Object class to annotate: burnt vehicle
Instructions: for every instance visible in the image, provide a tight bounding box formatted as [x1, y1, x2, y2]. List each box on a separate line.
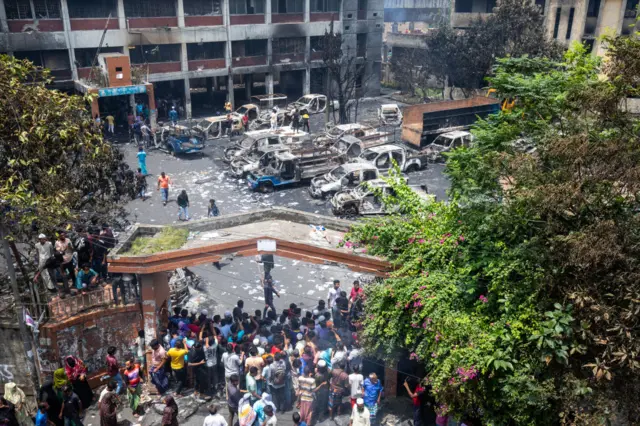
[330, 179, 434, 216]
[309, 163, 380, 199]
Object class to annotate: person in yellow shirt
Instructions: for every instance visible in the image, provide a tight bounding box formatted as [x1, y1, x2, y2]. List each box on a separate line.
[105, 114, 115, 134]
[302, 112, 310, 133]
[224, 101, 232, 113]
[166, 340, 188, 395]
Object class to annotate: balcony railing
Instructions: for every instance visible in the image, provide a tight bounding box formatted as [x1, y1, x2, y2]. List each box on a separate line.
[47, 283, 139, 322]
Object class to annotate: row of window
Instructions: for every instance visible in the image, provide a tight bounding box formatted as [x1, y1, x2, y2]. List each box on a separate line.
[4, 0, 341, 19]
[73, 38, 326, 67]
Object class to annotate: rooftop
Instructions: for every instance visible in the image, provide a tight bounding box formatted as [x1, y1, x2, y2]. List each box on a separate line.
[108, 207, 390, 275]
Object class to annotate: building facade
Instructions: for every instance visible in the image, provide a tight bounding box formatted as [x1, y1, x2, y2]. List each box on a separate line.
[384, 0, 638, 58]
[0, 0, 383, 118]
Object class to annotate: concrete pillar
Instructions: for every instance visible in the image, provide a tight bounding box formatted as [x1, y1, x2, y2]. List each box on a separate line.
[90, 94, 100, 118]
[117, 0, 126, 30]
[384, 360, 398, 398]
[129, 94, 136, 113]
[0, 0, 9, 33]
[184, 77, 192, 119]
[139, 272, 170, 379]
[213, 76, 220, 91]
[227, 75, 235, 109]
[176, 0, 185, 27]
[146, 83, 158, 129]
[266, 73, 274, 95]
[304, 0, 310, 23]
[267, 38, 273, 66]
[59, 0, 78, 81]
[304, 68, 310, 95]
[245, 74, 253, 99]
[180, 43, 188, 72]
[265, 0, 272, 24]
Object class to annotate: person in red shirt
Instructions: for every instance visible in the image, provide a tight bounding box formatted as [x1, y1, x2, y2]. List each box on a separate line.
[404, 377, 425, 426]
[242, 113, 249, 131]
[349, 280, 364, 303]
[106, 346, 124, 394]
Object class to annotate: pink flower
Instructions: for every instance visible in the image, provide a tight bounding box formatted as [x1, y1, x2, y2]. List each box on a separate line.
[435, 333, 441, 342]
[409, 352, 419, 360]
[439, 239, 445, 244]
[422, 322, 428, 329]
[362, 248, 367, 253]
[479, 295, 488, 303]
[419, 286, 427, 290]
[459, 235, 465, 242]
[431, 352, 437, 358]
[419, 239, 426, 244]
[408, 238, 415, 244]
[422, 271, 429, 277]
[372, 235, 379, 240]
[345, 241, 353, 248]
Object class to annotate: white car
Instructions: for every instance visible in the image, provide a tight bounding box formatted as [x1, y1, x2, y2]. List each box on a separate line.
[309, 163, 380, 199]
[378, 104, 403, 126]
[424, 131, 474, 162]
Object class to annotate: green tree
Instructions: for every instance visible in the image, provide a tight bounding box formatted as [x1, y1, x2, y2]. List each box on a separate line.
[0, 55, 133, 245]
[392, 0, 562, 98]
[345, 40, 640, 424]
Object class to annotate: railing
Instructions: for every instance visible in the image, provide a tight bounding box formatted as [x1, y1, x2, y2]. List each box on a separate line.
[47, 283, 139, 321]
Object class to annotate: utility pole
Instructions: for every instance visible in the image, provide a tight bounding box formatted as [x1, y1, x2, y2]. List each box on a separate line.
[1, 224, 40, 395]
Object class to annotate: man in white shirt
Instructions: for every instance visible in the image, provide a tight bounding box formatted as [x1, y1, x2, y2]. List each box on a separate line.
[350, 398, 370, 426]
[327, 279, 341, 310]
[348, 365, 364, 407]
[203, 404, 228, 426]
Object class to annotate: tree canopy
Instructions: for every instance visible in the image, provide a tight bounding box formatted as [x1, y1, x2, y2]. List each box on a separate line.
[0, 55, 133, 244]
[392, 0, 562, 98]
[345, 39, 640, 425]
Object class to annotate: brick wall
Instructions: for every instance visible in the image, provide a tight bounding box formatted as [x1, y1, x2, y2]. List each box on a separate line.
[230, 14, 265, 25]
[232, 56, 267, 67]
[188, 59, 226, 71]
[310, 12, 339, 22]
[127, 17, 179, 29]
[8, 19, 64, 32]
[39, 306, 142, 385]
[272, 13, 304, 23]
[70, 18, 119, 31]
[185, 15, 223, 26]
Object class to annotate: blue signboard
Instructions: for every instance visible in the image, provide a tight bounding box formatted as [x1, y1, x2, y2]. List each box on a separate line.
[98, 85, 147, 97]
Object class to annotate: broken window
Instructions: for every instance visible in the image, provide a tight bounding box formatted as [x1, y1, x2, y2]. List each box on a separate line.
[75, 47, 122, 68]
[14, 51, 44, 66]
[184, 0, 222, 16]
[232, 39, 267, 57]
[356, 33, 367, 57]
[229, 0, 265, 14]
[33, 0, 60, 18]
[272, 0, 303, 13]
[124, 0, 176, 17]
[129, 44, 181, 64]
[272, 37, 305, 55]
[310, 36, 324, 52]
[310, 0, 339, 12]
[454, 0, 472, 13]
[5, 0, 32, 19]
[187, 42, 225, 60]
[67, 0, 116, 18]
[6, 0, 60, 19]
[15, 50, 69, 69]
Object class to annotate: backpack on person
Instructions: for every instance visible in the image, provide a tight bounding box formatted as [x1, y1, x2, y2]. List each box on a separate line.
[273, 361, 286, 386]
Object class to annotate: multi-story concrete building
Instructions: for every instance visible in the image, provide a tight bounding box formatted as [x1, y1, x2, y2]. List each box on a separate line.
[0, 0, 383, 118]
[384, 0, 638, 59]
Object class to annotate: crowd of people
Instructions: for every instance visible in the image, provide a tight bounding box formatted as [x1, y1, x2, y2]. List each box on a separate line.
[33, 225, 118, 298]
[142, 275, 382, 426]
